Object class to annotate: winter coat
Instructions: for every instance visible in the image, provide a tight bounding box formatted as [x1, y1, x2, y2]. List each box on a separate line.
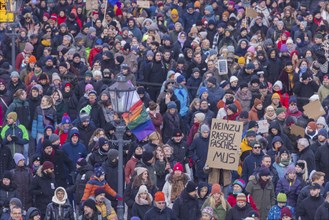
[135, 160, 157, 186]
[76, 122, 96, 148]
[315, 143, 329, 182]
[246, 178, 275, 220]
[315, 201, 329, 220]
[0, 181, 17, 206]
[166, 139, 187, 166]
[276, 176, 302, 207]
[102, 159, 124, 196]
[207, 85, 225, 111]
[162, 173, 189, 208]
[226, 203, 254, 220]
[40, 149, 74, 187]
[29, 167, 56, 216]
[0, 145, 15, 180]
[89, 149, 108, 167]
[318, 84, 329, 102]
[144, 205, 176, 220]
[267, 205, 294, 220]
[297, 195, 324, 220]
[293, 80, 319, 109]
[201, 196, 231, 220]
[62, 129, 88, 165]
[45, 200, 74, 220]
[173, 85, 189, 117]
[235, 89, 252, 112]
[125, 157, 139, 184]
[66, 164, 93, 204]
[1, 123, 29, 155]
[5, 98, 30, 128]
[162, 111, 182, 143]
[272, 163, 295, 180]
[172, 190, 201, 220]
[227, 192, 258, 211]
[298, 147, 315, 175]
[81, 176, 117, 202]
[124, 182, 157, 211]
[31, 105, 57, 139]
[79, 101, 106, 129]
[132, 201, 152, 220]
[242, 152, 265, 184]
[10, 166, 32, 210]
[190, 135, 209, 180]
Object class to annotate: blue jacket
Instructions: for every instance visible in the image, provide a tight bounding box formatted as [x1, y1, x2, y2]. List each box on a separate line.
[267, 205, 295, 220]
[242, 151, 265, 184]
[62, 129, 88, 165]
[174, 85, 189, 117]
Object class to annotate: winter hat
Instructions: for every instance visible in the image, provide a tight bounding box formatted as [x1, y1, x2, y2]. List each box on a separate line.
[154, 191, 165, 202]
[201, 124, 210, 133]
[285, 116, 295, 127]
[108, 149, 119, 162]
[245, 63, 255, 69]
[227, 103, 238, 113]
[195, 113, 205, 122]
[280, 207, 292, 218]
[202, 206, 214, 217]
[219, 80, 229, 88]
[310, 182, 321, 190]
[276, 107, 286, 116]
[167, 101, 177, 109]
[277, 192, 287, 203]
[28, 55, 37, 63]
[88, 27, 96, 34]
[207, 76, 217, 85]
[94, 188, 106, 197]
[239, 82, 248, 90]
[199, 87, 208, 96]
[98, 137, 109, 149]
[84, 199, 96, 211]
[286, 166, 296, 174]
[176, 75, 186, 84]
[318, 128, 328, 138]
[230, 75, 238, 83]
[7, 112, 17, 121]
[24, 42, 34, 53]
[135, 167, 148, 176]
[271, 93, 280, 100]
[273, 80, 283, 90]
[142, 150, 154, 162]
[258, 166, 270, 177]
[131, 217, 141, 220]
[85, 84, 94, 91]
[245, 129, 257, 137]
[289, 96, 297, 104]
[317, 116, 327, 127]
[307, 121, 317, 130]
[232, 179, 246, 189]
[296, 161, 305, 170]
[238, 57, 246, 64]
[9, 198, 22, 208]
[52, 73, 61, 82]
[26, 207, 41, 219]
[279, 148, 290, 156]
[192, 67, 200, 73]
[49, 134, 60, 143]
[211, 183, 221, 195]
[10, 71, 19, 78]
[185, 181, 197, 193]
[173, 162, 184, 172]
[77, 158, 87, 166]
[61, 113, 71, 124]
[253, 98, 262, 107]
[239, 111, 249, 119]
[88, 90, 97, 96]
[13, 153, 25, 165]
[94, 166, 105, 178]
[146, 50, 154, 57]
[2, 170, 12, 180]
[42, 161, 54, 171]
[236, 193, 246, 202]
[173, 129, 183, 137]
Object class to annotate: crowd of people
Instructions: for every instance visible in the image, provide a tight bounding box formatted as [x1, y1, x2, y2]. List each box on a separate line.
[1, 0, 329, 219]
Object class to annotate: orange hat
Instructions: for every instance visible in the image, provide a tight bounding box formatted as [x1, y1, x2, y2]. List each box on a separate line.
[194, 1, 200, 8]
[154, 191, 165, 202]
[211, 184, 221, 195]
[238, 57, 245, 64]
[253, 98, 262, 107]
[307, 121, 317, 131]
[28, 55, 37, 63]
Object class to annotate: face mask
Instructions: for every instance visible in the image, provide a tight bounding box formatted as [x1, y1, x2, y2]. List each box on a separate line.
[233, 189, 242, 195]
[300, 66, 307, 73]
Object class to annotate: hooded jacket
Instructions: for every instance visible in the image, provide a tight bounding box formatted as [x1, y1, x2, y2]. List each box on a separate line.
[45, 187, 74, 220]
[62, 129, 88, 165]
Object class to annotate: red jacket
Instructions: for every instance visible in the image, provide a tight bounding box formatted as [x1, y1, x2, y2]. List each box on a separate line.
[88, 47, 101, 67]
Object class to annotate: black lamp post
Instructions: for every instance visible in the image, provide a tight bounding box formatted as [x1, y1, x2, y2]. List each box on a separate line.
[108, 75, 136, 220]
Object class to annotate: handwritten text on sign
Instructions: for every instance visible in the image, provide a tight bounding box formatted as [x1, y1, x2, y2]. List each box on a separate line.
[206, 119, 243, 171]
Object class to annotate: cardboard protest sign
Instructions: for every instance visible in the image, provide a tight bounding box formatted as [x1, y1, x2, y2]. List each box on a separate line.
[257, 120, 269, 134]
[303, 100, 325, 119]
[137, 0, 150, 8]
[246, 8, 258, 18]
[206, 119, 243, 171]
[290, 124, 305, 137]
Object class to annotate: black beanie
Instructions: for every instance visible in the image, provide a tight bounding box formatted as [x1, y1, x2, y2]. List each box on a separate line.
[42, 139, 53, 149]
[142, 150, 154, 162]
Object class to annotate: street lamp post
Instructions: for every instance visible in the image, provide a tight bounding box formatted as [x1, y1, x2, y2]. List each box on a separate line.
[108, 75, 136, 220]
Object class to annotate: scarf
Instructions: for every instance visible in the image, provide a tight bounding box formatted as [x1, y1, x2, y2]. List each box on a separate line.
[259, 178, 268, 189]
[264, 112, 277, 121]
[170, 175, 186, 202]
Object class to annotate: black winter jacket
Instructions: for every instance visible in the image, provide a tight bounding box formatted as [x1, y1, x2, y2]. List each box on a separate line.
[172, 190, 201, 220]
[144, 206, 177, 220]
[315, 201, 329, 220]
[226, 203, 254, 220]
[10, 166, 32, 210]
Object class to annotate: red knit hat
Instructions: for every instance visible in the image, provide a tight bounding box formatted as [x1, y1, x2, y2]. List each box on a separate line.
[42, 161, 54, 171]
[280, 207, 292, 218]
[211, 184, 221, 195]
[154, 192, 165, 202]
[307, 121, 317, 131]
[173, 162, 183, 172]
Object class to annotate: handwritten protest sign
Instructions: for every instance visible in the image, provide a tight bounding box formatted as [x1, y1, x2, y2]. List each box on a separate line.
[246, 8, 258, 18]
[303, 100, 325, 119]
[137, 0, 150, 8]
[257, 120, 269, 134]
[290, 124, 305, 137]
[206, 119, 243, 171]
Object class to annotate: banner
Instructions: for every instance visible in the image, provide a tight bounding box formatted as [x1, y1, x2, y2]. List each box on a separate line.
[206, 119, 243, 171]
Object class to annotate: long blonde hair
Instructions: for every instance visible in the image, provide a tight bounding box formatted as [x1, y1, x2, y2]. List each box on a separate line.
[208, 193, 227, 211]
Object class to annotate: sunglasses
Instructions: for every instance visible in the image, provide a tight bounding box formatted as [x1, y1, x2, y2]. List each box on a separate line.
[253, 146, 261, 149]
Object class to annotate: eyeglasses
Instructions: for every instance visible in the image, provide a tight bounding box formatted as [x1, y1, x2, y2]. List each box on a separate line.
[253, 146, 261, 149]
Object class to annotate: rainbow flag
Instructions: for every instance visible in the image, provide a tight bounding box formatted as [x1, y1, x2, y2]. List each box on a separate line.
[122, 90, 156, 140]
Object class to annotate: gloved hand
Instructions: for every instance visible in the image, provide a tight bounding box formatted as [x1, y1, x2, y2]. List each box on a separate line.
[189, 158, 194, 168]
[116, 195, 123, 201]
